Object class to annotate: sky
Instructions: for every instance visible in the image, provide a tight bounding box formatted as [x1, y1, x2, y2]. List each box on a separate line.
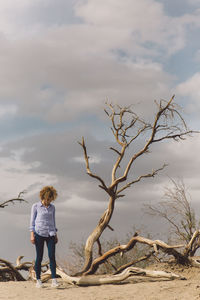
[0, 0, 200, 266]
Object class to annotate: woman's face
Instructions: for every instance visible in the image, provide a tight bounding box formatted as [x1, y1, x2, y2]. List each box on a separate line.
[42, 197, 52, 207]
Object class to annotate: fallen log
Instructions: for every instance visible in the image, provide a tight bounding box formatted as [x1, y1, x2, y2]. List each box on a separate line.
[56, 266, 185, 286]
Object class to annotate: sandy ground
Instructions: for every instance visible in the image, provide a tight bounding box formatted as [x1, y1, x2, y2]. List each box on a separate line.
[1, 266, 200, 300]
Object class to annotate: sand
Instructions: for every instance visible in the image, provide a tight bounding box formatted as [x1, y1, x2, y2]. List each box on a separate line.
[1, 266, 200, 300]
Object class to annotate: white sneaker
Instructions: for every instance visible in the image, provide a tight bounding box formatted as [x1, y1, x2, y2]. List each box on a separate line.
[51, 279, 59, 288]
[36, 279, 43, 288]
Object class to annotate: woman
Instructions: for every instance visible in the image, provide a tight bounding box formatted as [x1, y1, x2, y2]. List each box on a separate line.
[30, 186, 59, 288]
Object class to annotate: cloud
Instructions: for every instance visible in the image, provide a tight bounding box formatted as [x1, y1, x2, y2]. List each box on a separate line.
[0, 104, 17, 118]
[0, 0, 80, 38]
[176, 73, 200, 113]
[176, 72, 200, 97]
[75, 0, 200, 55]
[1, 0, 200, 124]
[194, 49, 200, 62]
[0, 154, 57, 202]
[187, 0, 200, 5]
[0, 28, 172, 122]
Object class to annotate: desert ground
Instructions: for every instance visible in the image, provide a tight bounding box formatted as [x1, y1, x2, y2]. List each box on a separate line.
[1, 265, 200, 300]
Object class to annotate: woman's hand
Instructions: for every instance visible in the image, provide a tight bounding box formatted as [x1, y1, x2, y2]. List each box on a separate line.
[30, 232, 35, 244]
[55, 234, 58, 244]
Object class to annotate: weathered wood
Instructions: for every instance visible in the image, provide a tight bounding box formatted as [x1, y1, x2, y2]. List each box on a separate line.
[75, 196, 116, 275]
[57, 266, 185, 286]
[183, 230, 200, 257]
[84, 234, 186, 275]
[0, 259, 26, 281]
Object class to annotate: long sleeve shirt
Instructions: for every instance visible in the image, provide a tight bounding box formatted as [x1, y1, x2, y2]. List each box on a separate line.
[30, 201, 57, 237]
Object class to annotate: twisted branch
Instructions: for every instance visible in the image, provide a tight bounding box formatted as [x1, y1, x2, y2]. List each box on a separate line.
[0, 191, 27, 208]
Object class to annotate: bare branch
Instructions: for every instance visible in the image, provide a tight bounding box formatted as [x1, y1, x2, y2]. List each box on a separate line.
[107, 224, 114, 231]
[96, 239, 103, 257]
[144, 178, 199, 254]
[109, 95, 196, 190]
[127, 123, 149, 146]
[152, 130, 197, 143]
[117, 164, 167, 194]
[144, 204, 187, 242]
[183, 230, 200, 257]
[109, 147, 121, 156]
[0, 191, 27, 209]
[114, 250, 155, 275]
[78, 137, 109, 194]
[111, 144, 126, 183]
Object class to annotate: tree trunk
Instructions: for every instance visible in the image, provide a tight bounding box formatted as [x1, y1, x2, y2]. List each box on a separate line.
[76, 196, 115, 275]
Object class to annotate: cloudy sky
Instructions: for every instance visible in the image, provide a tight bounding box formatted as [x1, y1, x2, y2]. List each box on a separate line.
[0, 0, 200, 266]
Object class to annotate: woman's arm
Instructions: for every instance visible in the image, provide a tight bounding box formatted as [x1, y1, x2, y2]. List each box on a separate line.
[53, 206, 58, 243]
[30, 204, 37, 244]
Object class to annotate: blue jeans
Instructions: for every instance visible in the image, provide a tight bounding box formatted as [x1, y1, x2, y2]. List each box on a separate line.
[34, 233, 56, 280]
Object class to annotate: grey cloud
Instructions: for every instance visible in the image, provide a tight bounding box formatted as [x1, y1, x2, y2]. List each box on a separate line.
[1, 0, 197, 123]
[0, 0, 81, 38]
[75, 0, 200, 55]
[0, 31, 172, 122]
[24, 0, 81, 27]
[187, 0, 200, 5]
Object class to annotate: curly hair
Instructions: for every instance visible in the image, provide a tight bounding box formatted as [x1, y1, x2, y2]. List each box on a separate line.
[40, 186, 58, 201]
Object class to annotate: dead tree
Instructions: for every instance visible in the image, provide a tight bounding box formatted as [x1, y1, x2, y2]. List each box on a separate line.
[77, 95, 196, 275]
[144, 179, 200, 256]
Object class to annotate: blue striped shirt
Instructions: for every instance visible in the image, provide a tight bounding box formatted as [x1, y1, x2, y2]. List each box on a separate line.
[30, 201, 57, 237]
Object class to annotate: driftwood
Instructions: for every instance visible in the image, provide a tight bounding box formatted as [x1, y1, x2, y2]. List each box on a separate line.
[56, 266, 185, 286]
[0, 258, 27, 281]
[0, 256, 49, 282]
